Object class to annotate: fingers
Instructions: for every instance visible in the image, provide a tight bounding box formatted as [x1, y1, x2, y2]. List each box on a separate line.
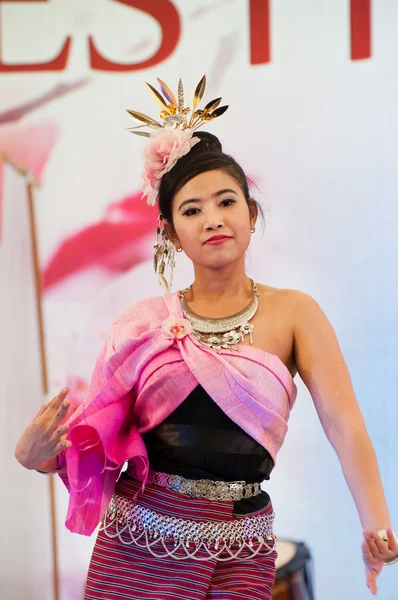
[33, 401, 52, 419]
[366, 528, 398, 564]
[386, 527, 398, 553]
[40, 388, 70, 431]
[46, 388, 69, 416]
[54, 437, 72, 454]
[363, 530, 385, 562]
[362, 532, 386, 595]
[366, 568, 377, 595]
[362, 540, 374, 564]
[52, 399, 71, 428]
[55, 424, 69, 440]
[364, 528, 398, 565]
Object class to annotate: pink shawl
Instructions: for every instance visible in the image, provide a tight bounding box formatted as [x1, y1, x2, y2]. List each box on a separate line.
[60, 291, 297, 535]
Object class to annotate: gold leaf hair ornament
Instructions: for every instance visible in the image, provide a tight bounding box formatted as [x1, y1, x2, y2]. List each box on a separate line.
[126, 75, 229, 207]
[126, 75, 228, 292]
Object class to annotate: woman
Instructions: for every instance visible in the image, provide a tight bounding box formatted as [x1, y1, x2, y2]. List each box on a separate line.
[15, 76, 398, 599]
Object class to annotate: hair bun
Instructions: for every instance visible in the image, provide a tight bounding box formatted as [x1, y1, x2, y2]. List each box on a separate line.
[192, 131, 222, 152]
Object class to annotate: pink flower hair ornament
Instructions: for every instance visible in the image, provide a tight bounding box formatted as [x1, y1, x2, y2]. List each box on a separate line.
[141, 128, 201, 206]
[126, 75, 228, 207]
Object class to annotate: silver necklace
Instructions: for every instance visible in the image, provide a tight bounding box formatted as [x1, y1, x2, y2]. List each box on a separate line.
[179, 279, 261, 351]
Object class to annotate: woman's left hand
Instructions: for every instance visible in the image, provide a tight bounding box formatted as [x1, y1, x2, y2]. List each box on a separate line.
[362, 528, 398, 595]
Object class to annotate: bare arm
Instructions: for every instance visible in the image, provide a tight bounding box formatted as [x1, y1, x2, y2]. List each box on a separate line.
[292, 291, 390, 531]
[291, 291, 398, 593]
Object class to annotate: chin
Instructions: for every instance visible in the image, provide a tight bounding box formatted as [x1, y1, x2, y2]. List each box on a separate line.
[206, 255, 244, 270]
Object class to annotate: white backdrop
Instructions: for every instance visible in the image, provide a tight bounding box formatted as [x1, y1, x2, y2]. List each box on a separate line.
[1, 1, 397, 599]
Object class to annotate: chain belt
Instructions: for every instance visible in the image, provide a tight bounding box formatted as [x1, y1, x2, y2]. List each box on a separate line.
[126, 465, 262, 501]
[101, 493, 276, 561]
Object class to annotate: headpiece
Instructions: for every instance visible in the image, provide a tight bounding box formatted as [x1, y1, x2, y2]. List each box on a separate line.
[126, 75, 228, 291]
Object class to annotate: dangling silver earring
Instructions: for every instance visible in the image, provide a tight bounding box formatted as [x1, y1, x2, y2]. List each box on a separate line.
[153, 214, 176, 292]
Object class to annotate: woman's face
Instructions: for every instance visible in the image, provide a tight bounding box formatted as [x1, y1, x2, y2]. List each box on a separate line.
[166, 169, 257, 270]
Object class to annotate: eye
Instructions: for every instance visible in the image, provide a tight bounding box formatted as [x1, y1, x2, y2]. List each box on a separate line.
[183, 199, 236, 217]
[183, 207, 200, 216]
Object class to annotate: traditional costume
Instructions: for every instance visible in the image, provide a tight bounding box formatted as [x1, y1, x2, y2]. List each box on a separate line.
[59, 76, 298, 599]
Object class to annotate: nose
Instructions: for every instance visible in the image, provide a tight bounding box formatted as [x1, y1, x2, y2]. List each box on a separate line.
[205, 222, 223, 231]
[202, 203, 225, 230]
[204, 217, 224, 231]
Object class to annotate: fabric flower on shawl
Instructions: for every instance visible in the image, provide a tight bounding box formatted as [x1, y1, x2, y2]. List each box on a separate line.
[162, 313, 193, 339]
[141, 128, 201, 206]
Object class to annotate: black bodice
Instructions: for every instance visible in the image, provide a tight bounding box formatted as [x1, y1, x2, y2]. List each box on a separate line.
[141, 384, 274, 515]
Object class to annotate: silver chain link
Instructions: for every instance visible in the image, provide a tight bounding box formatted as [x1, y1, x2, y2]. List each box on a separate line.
[101, 493, 276, 561]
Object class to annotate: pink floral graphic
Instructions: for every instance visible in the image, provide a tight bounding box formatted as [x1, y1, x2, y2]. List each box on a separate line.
[0, 79, 90, 239]
[162, 313, 193, 339]
[42, 191, 157, 292]
[0, 121, 59, 237]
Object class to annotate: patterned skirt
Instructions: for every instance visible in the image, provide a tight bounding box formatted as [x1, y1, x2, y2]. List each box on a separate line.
[84, 474, 278, 600]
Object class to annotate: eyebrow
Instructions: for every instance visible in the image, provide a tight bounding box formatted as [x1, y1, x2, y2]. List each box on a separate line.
[178, 188, 238, 212]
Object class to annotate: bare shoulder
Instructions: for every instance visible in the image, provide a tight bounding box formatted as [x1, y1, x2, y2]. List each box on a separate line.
[251, 285, 326, 376]
[255, 284, 327, 331]
[256, 284, 317, 309]
[269, 287, 337, 348]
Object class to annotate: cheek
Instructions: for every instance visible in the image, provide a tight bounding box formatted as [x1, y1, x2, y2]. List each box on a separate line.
[173, 218, 199, 243]
[234, 219, 252, 242]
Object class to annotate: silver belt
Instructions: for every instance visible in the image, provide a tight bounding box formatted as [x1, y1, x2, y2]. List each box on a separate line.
[101, 493, 276, 561]
[127, 466, 262, 501]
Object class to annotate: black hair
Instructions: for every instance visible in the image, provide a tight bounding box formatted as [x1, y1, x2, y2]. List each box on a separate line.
[158, 131, 263, 228]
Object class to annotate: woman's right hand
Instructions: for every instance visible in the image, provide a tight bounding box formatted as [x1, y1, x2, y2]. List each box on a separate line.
[15, 387, 73, 470]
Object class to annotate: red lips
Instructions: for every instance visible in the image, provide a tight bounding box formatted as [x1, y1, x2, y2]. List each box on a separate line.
[204, 235, 232, 244]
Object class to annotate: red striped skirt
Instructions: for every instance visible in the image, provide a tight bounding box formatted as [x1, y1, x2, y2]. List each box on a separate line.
[84, 474, 277, 600]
